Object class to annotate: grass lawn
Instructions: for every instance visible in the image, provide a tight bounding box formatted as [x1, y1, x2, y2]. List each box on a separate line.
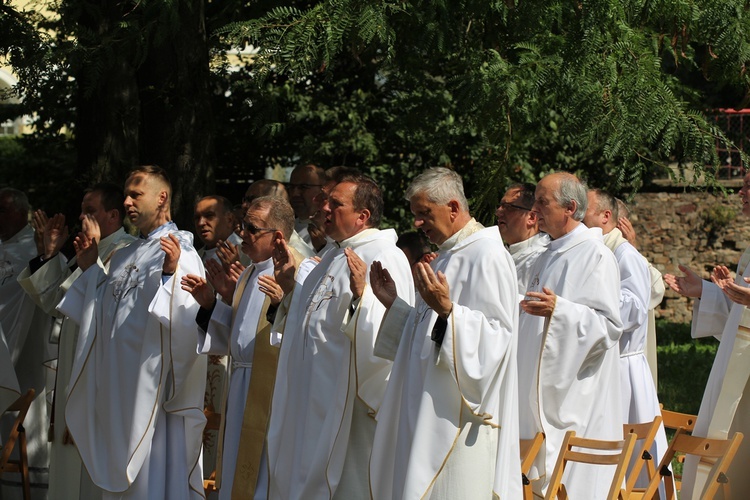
[656, 320, 719, 414]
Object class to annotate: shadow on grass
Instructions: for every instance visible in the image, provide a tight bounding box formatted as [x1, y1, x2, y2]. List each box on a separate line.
[656, 320, 718, 415]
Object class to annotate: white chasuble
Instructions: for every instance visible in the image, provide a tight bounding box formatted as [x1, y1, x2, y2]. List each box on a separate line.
[1, 224, 53, 496]
[518, 224, 623, 498]
[681, 245, 750, 498]
[370, 223, 522, 500]
[57, 223, 207, 499]
[17, 226, 134, 500]
[267, 228, 414, 500]
[508, 231, 550, 295]
[198, 257, 275, 499]
[603, 230, 669, 492]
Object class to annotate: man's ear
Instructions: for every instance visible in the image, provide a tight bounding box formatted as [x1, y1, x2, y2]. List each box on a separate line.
[566, 200, 577, 218]
[527, 210, 538, 226]
[601, 209, 613, 225]
[448, 200, 460, 221]
[359, 208, 371, 226]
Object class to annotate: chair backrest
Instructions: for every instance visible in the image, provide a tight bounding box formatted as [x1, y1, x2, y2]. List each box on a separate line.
[545, 430, 637, 500]
[623, 416, 662, 494]
[661, 408, 696, 432]
[641, 428, 744, 499]
[520, 433, 545, 500]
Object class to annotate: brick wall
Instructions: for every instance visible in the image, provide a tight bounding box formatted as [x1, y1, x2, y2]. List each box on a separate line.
[625, 191, 750, 323]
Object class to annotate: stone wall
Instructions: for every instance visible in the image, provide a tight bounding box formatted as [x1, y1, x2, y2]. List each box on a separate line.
[626, 191, 750, 323]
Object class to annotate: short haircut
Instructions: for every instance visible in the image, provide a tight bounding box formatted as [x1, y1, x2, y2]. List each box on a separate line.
[246, 180, 287, 201]
[553, 174, 588, 221]
[589, 188, 619, 220]
[397, 231, 432, 260]
[506, 182, 537, 210]
[0, 188, 30, 215]
[127, 165, 172, 195]
[197, 195, 234, 215]
[87, 183, 125, 215]
[324, 166, 360, 185]
[336, 172, 383, 228]
[405, 167, 469, 213]
[248, 196, 295, 239]
[294, 163, 326, 179]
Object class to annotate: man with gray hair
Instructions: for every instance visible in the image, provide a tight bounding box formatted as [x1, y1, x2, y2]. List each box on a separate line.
[0, 187, 53, 498]
[518, 172, 623, 498]
[369, 167, 521, 499]
[496, 182, 550, 293]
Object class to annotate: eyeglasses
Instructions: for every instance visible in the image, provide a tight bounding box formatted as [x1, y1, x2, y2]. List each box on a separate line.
[497, 202, 531, 212]
[240, 221, 277, 235]
[287, 183, 322, 192]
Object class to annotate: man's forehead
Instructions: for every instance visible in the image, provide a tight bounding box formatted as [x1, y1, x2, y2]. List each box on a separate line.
[291, 166, 320, 183]
[245, 206, 269, 222]
[501, 187, 522, 202]
[195, 198, 221, 214]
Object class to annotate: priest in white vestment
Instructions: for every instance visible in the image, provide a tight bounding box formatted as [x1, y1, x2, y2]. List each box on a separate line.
[183, 196, 302, 499]
[518, 173, 623, 498]
[18, 184, 135, 500]
[56, 166, 207, 499]
[369, 167, 522, 500]
[584, 188, 669, 491]
[267, 172, 414, 500]
[496, 182, 550, 294]
[0, 188, 53, 498]
[664, 171, 750, 498]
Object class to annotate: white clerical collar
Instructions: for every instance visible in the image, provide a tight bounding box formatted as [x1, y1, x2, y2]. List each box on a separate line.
[547, 222, 586, 251]
[508, 232, 547, 256]
[254, 255, 273, 272]
[337, 228, 379, 249]
[1, 224, 33, 245]
[142, 221, 177, 239]
[438, 218, 483, 252]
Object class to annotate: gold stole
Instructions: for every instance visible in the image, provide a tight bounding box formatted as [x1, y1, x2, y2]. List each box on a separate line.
[214, 265, 254, 490]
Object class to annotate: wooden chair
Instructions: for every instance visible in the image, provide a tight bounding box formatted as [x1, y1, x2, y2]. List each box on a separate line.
[545, 430, 637, 500]
[660, 406, 697, 491]
[660, 407, 696, 433]
[623, 416, 662, 497]
[203, 405, 222, 496]
[0, 389, 35, 500]
[640, 428, 743, 499]
[520, 432, 545, 500]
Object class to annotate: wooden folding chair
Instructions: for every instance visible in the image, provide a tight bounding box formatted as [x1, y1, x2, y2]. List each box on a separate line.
[203, 405, 222, 496]
[623, 416, 662, 497]
[660, 406, 697, 491]
[640, 428, 743, 499]
[0, 389, 35, 500]
[520, 432, 545, 500]
[544, 430, 637, 500]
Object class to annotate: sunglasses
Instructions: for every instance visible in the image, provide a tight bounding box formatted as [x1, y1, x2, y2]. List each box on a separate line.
[240, 221, 277, 235]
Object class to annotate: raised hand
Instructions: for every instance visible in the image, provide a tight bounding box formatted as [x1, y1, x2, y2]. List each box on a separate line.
[181, 274, 216, 309]
[44, 213, 70, 259]
[216, 239, 240, 273]
[345, 247, 367, 300]
[308, 221, 328, 252]
[617, 217, 637, 248]
[258, 274, 284, 305]
[272, 235, 296, 295]
[370, 261, 397, 309]
[520, 287, 557, 318]
[713, 275, 750, 306]
[161, 233, 181, 275]
[414, 261, 452, 319]
[664, 264, 703, 298]
[73, 231, 98, 272]
[711, 265, 732, 283]
[228, 261, 245, 283]
[31, 209, 49, 255]
[205, 258, 236, 302]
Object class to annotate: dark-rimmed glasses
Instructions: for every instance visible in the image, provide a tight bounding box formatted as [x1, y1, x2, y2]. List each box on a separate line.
[241, 221, 277, 235]
[497, 202, 531, 212]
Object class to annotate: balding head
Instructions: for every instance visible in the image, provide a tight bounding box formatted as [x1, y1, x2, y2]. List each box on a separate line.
[583, 188, 618, 234]
[532, 172, 586, 239]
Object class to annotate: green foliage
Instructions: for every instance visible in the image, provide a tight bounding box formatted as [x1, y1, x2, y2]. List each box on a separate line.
[701, 204, 738, 240]
[217, 0, 750, 225]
